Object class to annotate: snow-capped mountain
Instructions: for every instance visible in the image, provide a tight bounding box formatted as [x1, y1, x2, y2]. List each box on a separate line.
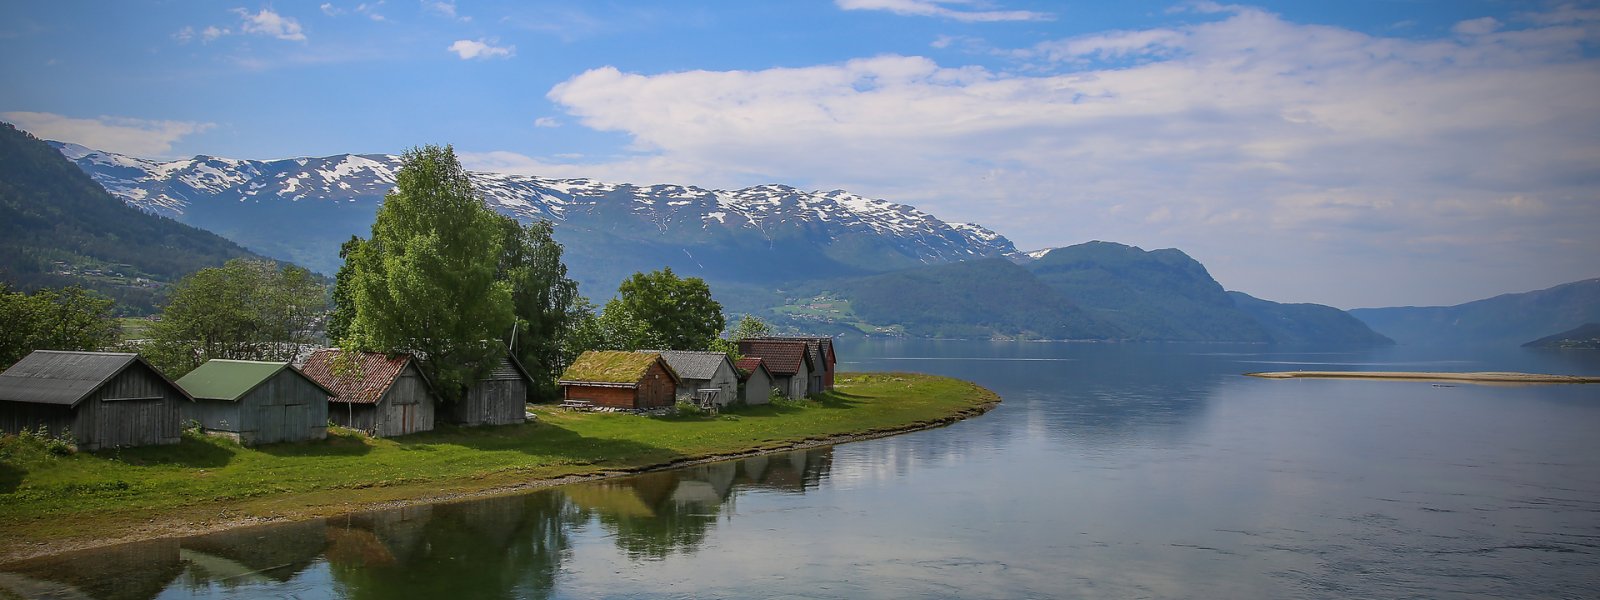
[53, 142, 1016, 295]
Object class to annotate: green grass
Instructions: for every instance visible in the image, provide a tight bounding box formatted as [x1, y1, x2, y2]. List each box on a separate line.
[0, 372, 997, 558]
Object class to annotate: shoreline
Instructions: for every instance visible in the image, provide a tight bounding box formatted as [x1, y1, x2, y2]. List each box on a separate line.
[1245, 371, 1600, 384]
[1, 374, 999, 564]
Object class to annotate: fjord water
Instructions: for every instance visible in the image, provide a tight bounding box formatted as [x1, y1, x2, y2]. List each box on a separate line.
[5, 342, 1598, 599]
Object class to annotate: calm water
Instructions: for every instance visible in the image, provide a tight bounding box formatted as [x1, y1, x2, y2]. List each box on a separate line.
[4, 342, 1599, 599]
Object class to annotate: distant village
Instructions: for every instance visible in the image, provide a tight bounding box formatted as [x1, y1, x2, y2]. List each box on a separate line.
[0, 337, 837, 451]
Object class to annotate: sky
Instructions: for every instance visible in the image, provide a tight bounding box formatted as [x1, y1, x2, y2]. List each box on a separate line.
[2, 0, 1597, 309]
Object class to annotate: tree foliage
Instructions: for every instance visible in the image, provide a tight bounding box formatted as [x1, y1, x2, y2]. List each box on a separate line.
[325, 236, 362, 345]
[607, 268, 725, 351]
[344, 145, 514, 401]
[709, 315, 771, 357]
[145, 259, 325, 377]
[497, 218, 581, 402]
[0, 284, 120, 370]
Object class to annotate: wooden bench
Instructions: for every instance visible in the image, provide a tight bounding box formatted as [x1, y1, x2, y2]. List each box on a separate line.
[559, 399, 595, 411]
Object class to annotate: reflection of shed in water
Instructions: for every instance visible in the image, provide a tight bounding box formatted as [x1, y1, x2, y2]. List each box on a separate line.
[0, 538, 183, 600]
[179, 518, 327, 585]
[563, 471, 679, 518]
[325, 504, 435, 568]
[734, 447, 833, 493]
[671, 460, 738, 506]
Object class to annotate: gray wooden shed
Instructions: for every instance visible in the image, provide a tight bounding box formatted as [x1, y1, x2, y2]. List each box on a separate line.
[734, 357, 775, 405]
[443, 355, 532, 426]
[0, 350, 192, 450]
[175, 359, 334, 445]
[655, 350, 740, 407]
[299, 350, 437, 438]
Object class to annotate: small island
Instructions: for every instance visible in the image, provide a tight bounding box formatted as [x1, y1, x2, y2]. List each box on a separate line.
[0, 372, 997, 563]
[1245, 371, 1600, 384]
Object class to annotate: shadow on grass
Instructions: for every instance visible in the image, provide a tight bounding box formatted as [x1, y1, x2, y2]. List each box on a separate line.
[255, 430, 375, 458]
[0, 461, 23, 493]
[393, 420, 686, 467]
[106, 434, 236, 468]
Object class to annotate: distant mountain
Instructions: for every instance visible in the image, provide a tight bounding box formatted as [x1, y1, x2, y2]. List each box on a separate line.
[1228, 291, 1393, 345]
[54, 143, 1015, 294]
[1351, 278, 1600, 346]
[1523, 323, 1600, 349]
[0, 123, 258, 313]
[828, 258, 1109, 339]
[1024, 241, 1271, 342]
[781, 241, 1388, 343]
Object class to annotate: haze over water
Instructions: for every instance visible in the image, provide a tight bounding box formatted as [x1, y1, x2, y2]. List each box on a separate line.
[5, 341, 1598, 599]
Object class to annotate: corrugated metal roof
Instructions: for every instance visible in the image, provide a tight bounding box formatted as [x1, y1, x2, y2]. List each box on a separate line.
[300, 349, 418, 404]
[0, 350, 180, 407]
[653, 351, 732, 381]
[736, 340, 811, 377]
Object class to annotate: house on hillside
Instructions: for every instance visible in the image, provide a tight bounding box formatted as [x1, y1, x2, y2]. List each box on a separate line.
[300, 350, 437, 437]
[747, 336, 836, 393]
[0, 350, 191, 450]
[444, 354, 533, 426]
[558, 351, 679, 411]
[737, 339, 814, 399]
[655, 350, 739, 407]
[175, 359, 333, 445]
[734, 357, 775, 405]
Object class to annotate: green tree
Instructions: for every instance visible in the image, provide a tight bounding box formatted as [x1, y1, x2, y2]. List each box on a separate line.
[498, 217, 581, 402]
[346, 145, 514, 400]
[710, 315, 772, 356]
[0, 284, 120, 369]
[325, 236, 363, 345]
[147, 259, 326, 376]
[606, 268, 724, 351]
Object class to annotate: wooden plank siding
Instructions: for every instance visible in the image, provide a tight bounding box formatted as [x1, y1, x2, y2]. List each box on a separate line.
[327, 365, 436, 438]
[0, 401, 74, 439]
[75, 362, 184, 450]
[183, 371, 329, 445]
[446, 379, 526, 426]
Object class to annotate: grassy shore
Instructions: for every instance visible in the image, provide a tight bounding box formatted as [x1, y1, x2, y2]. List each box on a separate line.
[0, 372, 998, 562]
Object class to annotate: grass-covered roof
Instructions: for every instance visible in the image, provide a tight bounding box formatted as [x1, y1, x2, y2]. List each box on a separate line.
[559, 351, 669, 385]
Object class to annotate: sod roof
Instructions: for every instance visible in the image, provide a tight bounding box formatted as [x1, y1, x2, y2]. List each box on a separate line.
[559, 351, 677, 385]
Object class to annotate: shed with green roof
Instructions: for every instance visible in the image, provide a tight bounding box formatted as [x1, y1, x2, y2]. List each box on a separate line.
[176, 359, 334, 445]
[558, 351, 680, 410]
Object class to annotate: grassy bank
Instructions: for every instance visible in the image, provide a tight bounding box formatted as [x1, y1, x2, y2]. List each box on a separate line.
[0, 372, 998, 561]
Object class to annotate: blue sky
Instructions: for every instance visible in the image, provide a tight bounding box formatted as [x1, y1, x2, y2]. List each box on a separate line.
[2, 0, 1597, 308]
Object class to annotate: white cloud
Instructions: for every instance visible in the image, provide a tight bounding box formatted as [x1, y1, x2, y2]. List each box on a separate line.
[542, 5, 1600, 306]
[320, 3, 343, 16]
[233, 7, 307, 41]
[2, 111, 214, 158]
[447, 38, 514, 59]
[425, 0, 469, 21]
[836, 0, 1051, 23]
[533, 117, 561, 128]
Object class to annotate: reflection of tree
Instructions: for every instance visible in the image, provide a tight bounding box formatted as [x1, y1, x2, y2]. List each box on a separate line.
[0, 538, 183, 600]
[178, 519, 327, 588]
[325, 492, 572, 600]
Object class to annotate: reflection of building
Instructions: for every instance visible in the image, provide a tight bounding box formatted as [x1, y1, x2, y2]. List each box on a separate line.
[179, 519, 328, 585]
[734, 447, 834, 493]
[0, 537, 184, 600]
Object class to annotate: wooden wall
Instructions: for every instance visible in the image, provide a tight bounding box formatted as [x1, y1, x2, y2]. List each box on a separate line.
[328, 364, 434, 438]
[183, 370, 329, 445]
[0, 401, 74, 439]
[445, 379, 526, 426]
[674, 363, 739, 407]
[741, 369, 773, 405]
[74, 362, 183, 450]
[637, 361, 677, 409]
[565, 384, 637, 410]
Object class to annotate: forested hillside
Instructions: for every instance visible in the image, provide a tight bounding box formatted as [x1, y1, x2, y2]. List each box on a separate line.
[0, 122, 258, 313]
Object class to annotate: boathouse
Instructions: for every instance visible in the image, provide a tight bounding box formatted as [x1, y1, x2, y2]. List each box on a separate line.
[558, 351, 679, 410]
[745, 336, 836, 392]
[655, 350, 739, 407]
[734, 357, 775, 405]
[300, 350, 437, 437]
[443, 354, 533, 426]
[736, 339, 814, 399]
[0, 350, 191, 450]
[175, 359, 333, 445]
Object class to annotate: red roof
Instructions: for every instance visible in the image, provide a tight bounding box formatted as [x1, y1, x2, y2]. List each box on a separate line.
[737, 340, 810, 376]
[734, 357, 772, 382]
[300, 349, 419, 404]
[745, 336, 834, 371]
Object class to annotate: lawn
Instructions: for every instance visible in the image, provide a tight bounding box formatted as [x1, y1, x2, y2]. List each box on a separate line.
[0, 372, 997, 560]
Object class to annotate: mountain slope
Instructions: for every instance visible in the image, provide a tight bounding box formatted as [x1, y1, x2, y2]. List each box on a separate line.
[55, 143, 1015, 293]
[1523, 323, 1600, 349]
[0, 123, 258, 312]
[1024, 241, 1271, 342]
[827, 258, 1112, 339]
[1229, 291, 1393, 345]
[1351, 278, 1600, 346]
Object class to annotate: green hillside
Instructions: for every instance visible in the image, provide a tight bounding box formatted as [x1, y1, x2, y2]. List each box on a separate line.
[1523, 322, 1600, 349]
[0, 122, 258, 313]
[1351, 278, 1600, 346]
[828, 258, 1112, 339]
